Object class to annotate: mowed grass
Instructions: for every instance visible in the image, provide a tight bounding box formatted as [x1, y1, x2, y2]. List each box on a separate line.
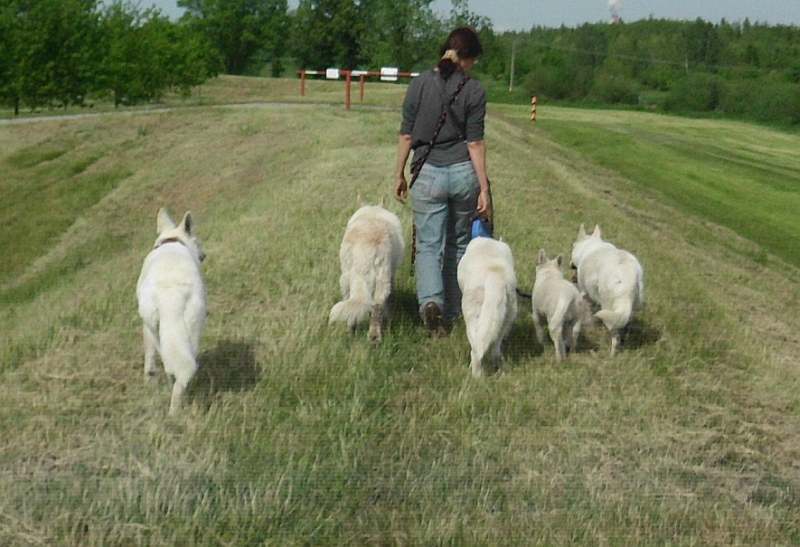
[495, 104, 800, 268]
[2, 79, 800, 544]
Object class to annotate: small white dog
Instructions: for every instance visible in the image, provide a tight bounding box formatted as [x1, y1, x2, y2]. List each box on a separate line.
[137, 208, 207, 414]
[571, 224, 644, 355]
[458, 237, 518, 377]
[329, 200, 404, 342]
[532, 249, 589, 362]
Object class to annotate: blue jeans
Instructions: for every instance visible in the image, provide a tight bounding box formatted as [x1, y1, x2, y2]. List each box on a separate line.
[411, 160, 479, 322]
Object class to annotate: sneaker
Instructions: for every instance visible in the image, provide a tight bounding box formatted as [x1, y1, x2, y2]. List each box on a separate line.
[422, 302, 447, 337]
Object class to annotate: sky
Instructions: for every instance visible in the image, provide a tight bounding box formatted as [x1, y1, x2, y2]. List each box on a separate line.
[146, 0, 800, 29]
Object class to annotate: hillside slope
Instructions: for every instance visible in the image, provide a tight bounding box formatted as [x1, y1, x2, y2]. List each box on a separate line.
[1, 92, 799, 544]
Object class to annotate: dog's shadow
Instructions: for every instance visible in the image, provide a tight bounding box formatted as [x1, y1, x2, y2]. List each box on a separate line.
[497, 319, 543, 371]
[191, 339, 260, 408]
[391, 289, 423, 328]
[623, 317, 661, 349]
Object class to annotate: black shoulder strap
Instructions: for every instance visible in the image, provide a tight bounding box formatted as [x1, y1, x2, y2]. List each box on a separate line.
[408, 74, 470, 189]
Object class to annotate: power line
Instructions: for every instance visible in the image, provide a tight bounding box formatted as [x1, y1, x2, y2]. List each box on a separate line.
[523, 40, 786, 73]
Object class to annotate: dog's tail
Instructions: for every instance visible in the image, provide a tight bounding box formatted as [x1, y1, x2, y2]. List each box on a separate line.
[595, 297, 633, 332]
[329, 244, 382, 329]
[157, 292, 199, 386]
[472, 267, 508, 360]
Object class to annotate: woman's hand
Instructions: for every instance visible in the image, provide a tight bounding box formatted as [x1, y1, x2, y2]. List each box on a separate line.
[394, 173, 408, 203]
[476, 187, 492, 221]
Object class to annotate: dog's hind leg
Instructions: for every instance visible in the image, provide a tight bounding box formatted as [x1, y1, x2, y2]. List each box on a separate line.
[610, 331, 621, 356]
[169, 380, 187, 416]
[470, 349, 484, 378]
[550, 324, 566, 362]
[567, 320, 581, 354]
[143, 325, 159, 383]
[532, 312, 546, 347]
[368, 304, 383, 344]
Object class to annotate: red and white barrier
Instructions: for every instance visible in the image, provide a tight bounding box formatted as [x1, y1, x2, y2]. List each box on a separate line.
[298, 68, 420, 109]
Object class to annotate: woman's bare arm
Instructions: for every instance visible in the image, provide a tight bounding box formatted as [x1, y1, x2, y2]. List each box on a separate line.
[394, 133, 413, 202]
[468, 140, 492, 218]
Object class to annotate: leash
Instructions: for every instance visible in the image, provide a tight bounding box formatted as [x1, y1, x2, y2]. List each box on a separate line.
[409, 74, 471, 275]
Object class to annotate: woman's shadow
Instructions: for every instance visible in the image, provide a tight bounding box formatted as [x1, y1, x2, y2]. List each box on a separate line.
[190, 339, 260, 409]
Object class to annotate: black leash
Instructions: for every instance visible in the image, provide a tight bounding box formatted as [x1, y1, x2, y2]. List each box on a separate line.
[409, 74, 471, 274]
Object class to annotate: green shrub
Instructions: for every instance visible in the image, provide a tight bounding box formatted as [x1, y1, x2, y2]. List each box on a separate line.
[665, 73, 722, 112]
[591, 72, 640, 105]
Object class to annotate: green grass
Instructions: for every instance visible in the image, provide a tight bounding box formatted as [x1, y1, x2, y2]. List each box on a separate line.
[1, 77, 799, 545]
[494, 104, 800, 267]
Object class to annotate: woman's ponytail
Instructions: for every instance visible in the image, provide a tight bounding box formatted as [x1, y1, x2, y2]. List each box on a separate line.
[437, 49, 460, 80]
[437, 27, 483, 80]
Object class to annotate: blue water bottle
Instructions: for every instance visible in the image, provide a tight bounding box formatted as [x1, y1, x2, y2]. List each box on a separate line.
[471, 216, 493, 239]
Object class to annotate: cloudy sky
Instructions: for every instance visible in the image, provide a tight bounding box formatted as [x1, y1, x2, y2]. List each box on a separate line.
[147, 0, 800, 29]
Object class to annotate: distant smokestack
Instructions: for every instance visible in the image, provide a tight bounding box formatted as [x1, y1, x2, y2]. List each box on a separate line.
[609, 0, 622, 23]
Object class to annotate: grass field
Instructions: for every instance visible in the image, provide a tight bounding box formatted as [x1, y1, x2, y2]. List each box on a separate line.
[2, 76, 799, 545]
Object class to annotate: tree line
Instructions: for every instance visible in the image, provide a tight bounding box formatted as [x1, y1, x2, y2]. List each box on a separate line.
[0, 0, 491, 114]
[495, 18, 800, 126]
[0, 0, 220, 114]
[2, 0, 798, 126]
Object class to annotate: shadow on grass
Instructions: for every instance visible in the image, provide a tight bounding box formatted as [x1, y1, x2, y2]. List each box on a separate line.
[191, 339, 260, 408]
[623, 317, 661, 350]
[501, 320, 543, 366]
[391, 288, 422, 328]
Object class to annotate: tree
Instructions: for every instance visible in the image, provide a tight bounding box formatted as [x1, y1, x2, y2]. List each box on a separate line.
[359, 0, 441, 70]
[11, 0, 103, 111]
[179, 0, 288, 75]
[449, 0, 491, 31]
[0, 1, 20, 113]
[291, 0, 364, 68]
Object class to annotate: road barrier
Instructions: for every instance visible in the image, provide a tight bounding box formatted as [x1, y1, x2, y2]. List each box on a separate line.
[298, 69, 420, 110]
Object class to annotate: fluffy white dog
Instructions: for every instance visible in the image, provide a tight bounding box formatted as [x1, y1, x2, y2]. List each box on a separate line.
[571, 224, 644, 355]
[137, 208, 207, 415]
[329, 201, 404, 342]
[532, 249, 589, 362]
[458, 237, 518, 377]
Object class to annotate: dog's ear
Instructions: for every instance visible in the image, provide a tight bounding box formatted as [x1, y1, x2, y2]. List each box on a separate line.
[179, 211, 194, 235]
[578, 223, 587, 239]
[556, 255, 563, 267]
[592, 224, 602, 238]
[537, 248, 547, 265]
[157, 208, 176, 234]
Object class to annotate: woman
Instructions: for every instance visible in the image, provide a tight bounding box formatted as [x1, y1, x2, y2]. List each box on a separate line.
[394, 27, 491, 336]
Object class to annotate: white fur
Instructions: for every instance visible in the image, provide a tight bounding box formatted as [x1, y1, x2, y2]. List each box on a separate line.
[571, 224, 644, 356]
[329, 204, 404, 342]
[136, 209, 207, 415]
[457, 237, 518, 377]
[531, 250, 589, 362]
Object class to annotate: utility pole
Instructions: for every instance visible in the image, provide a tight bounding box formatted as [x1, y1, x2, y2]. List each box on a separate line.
[509, 40, 517, 92]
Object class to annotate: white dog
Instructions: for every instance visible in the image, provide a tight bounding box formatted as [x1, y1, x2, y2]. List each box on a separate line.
[458, 237, 518, 377]
[571, 224, 644, 355]
[137, 208, 207, 414]
[532, 249, 589, 362]
[329, 201, 404, 342]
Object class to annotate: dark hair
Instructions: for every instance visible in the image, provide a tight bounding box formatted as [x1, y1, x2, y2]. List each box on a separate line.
[437, 27, 483, 80]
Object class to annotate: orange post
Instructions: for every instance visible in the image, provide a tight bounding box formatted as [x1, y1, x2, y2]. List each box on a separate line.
[345, 70, 352, 110]
[300, 71, 306, 97]
[359, 74, 365, 102]
[531, 95, 537, 123]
